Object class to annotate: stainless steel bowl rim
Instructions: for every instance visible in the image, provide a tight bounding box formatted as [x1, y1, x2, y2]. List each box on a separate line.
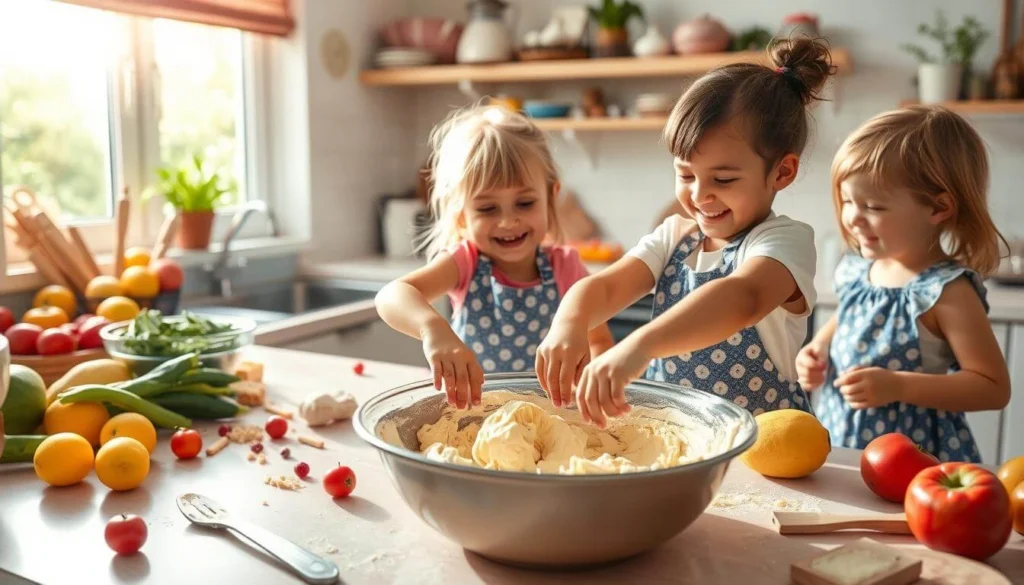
[353, 372, 758, 483]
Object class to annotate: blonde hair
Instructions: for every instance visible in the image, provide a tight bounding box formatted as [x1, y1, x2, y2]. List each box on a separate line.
[419, 104, 561, 260]
[831, 105, 1007, 275]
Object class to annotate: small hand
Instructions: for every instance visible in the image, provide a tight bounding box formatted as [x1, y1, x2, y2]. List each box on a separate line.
[835, 366, 902, 409]
[575, 339, 650, 428]
[536, 319, 591, 408]
[422, 324, 484, 409]
[796, 342, 829, 390]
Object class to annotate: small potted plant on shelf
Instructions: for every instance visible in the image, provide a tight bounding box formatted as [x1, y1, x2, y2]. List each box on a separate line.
[589, 0, 644, 58]
[146, 154, 235, 250]
[901, 11, 989, 104]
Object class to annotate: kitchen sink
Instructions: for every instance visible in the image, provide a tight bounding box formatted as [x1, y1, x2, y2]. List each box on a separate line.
[181, 278, 385, 325]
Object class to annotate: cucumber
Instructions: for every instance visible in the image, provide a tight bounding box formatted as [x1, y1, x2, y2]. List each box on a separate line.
[1, 435, 46, 464]
[177, 368, 240, 387]
[150, 392, 247, 420]
[59, 385, 192, 429]
[169, 383, 236, 397]
[119, 353, 199, 394]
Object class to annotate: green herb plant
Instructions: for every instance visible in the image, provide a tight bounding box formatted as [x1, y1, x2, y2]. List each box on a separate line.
[901, 11, 989, 68]
[145, 153, 236, 213]
[588, 0, 644, 30]
[121, 309, 240, 357]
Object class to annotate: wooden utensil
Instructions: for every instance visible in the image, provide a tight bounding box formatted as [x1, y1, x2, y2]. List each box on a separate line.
[113, 190, 130, 276]
[151, 214, 179, 261]
[993, 0, 1020, 99]
[4, 211, 71, 288]
[772, 511, 911, 535]
[31, 211, 92, 293]
[792, 538, 921, 585]
[66, 226, 100, 279]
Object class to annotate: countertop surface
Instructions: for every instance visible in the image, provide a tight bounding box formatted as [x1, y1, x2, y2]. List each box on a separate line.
[305, 256, 1024, 322]
[1, 346, 1022, 584]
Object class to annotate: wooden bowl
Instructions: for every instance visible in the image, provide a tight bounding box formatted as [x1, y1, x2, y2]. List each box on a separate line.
[12, 348, 109, 386]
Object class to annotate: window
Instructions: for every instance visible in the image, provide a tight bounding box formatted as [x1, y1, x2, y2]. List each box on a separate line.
[1, 0, 266, 273]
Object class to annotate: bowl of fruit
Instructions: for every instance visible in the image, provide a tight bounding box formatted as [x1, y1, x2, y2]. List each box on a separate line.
[85, 248, 184, 316]
[100, 309, 256, 376]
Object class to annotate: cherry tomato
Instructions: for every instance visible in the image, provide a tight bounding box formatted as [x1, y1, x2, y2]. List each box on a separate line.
[860, 433, 939, 503]
[265, 416, 288, 439]
[323, 464, 356, 498]
[170, 428, 202, 460]
[294, 462, 310, 479]
[353, 362, 365, 376]
[905, 462, 1012, 560]
[105, 514, 148, 555]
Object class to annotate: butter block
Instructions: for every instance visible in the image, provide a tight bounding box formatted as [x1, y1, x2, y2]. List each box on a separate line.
[792, 538, 922, 585]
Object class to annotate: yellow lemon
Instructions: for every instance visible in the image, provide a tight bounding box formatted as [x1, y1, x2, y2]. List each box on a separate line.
[739, 409, 830, 479]
[100, 413, 157, 454]
[95, 437, 150, 491]
[33, 285, 77, 318]
[44, 400, 110, 447]
[85, 275, 125, 299]
[33, 433, 95, 487]
[123, 247, 152, 268]
[96, 296, 141, 323]
[120, 266, 160, 299]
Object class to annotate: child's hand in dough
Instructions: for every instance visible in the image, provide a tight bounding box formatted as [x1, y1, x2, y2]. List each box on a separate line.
[575, 339, 650, 428]
[422, 322, 484, 409]
[536, 319, 591, 408]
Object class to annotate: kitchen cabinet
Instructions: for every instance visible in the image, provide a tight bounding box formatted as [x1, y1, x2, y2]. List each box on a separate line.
[1003, 325, 1024, 464]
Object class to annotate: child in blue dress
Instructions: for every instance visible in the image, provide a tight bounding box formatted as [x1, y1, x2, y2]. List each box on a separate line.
[797, 105, 1011, 462]
[376, 105, 613, 409]
[538, 38, 836, 426]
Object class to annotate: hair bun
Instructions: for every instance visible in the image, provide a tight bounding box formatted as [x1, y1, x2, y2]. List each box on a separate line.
[769, 37, 837, 104]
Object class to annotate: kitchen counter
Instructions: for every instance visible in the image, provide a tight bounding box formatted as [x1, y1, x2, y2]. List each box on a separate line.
[1, 346, 1022, 585]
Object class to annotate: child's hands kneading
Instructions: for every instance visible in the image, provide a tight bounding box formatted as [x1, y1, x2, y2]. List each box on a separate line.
[575, 339, 650, 428]
[422, 322, 484, 409]
[796, 341, 830, 390]
[835, 366, 901, 409]
[536, 319, 591, 408]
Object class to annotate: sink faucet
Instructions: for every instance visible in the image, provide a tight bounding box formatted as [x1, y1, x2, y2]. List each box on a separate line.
[208, 200, 276, 298]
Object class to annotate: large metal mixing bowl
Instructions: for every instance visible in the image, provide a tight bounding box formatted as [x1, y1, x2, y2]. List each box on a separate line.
[353, 373, 757, 568]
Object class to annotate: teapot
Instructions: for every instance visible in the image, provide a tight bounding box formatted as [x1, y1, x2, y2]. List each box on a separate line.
[456, 0, 515, 64]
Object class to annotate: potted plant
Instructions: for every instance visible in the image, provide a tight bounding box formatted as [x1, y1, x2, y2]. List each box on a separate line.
[902, 12, 989, 104]
[589, 0, 644, 58]
[146, 154, 235, 250]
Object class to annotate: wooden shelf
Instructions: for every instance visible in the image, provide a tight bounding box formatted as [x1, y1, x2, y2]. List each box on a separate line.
[360, 49, 853, 87]
[899, 100, 1024, 114]
[532, 116, 668, 132]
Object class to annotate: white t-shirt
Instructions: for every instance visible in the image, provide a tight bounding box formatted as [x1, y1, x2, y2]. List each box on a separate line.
[626, 213, 817, 382]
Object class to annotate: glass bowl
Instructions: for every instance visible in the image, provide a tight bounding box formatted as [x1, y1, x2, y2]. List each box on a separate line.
[99, 315, 256, 376]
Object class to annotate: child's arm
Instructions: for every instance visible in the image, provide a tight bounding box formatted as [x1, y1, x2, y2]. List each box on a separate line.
[588, 323, 616, 358]
[796, 314, 837, 391]
[537, 257, 655, 407]
[576, 256, 801, 427]
[375, 254, 484, 408]
[836, 278, 1010, 412]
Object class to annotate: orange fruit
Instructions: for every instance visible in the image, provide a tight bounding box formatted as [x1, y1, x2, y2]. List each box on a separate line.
[123, 247, 151, 269]
[95, 437, 150, 491]
[44, 400, 110, 447]
[33, 433, 95, 487]
[998, 456, 1024, 495]
[22, 306, 70, 329]
[101, 413, 157, 453]
[33, 285, 77, 318]
[96, 296, 140, 323]
[85, 275, 124, 299]
[119, 266, 160, 299]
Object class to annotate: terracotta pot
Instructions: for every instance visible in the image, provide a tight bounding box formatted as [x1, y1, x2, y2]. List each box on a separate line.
[595, 27, 631, 58]
[176, 211, 215, 250]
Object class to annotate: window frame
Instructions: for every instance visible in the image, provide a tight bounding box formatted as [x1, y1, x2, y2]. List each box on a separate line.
[2, 9, 274, 280]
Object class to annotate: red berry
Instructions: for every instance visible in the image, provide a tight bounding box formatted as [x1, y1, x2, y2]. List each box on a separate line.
[280, 447, 291, 459]
[353, 362, 365, 376]
[251, 442, 263, 454]
[294, 462, 310, 479]
[218, 424, 231, 437]
[265, 416, 288, 439]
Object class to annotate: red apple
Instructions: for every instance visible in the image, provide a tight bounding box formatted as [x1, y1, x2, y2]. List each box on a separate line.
[5, 323, 43, 355]
[74, 313, 96, 328]
[37, 328, 76, 355]
[0, 307, 15, 333]
[151, 258, 184, 292]
[77, 316, 110, 350]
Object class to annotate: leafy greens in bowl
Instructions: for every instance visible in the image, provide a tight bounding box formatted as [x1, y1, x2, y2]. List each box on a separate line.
[101, 310, 256, 358]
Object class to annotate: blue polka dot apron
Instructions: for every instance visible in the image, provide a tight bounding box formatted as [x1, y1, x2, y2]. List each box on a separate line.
[645, 230, 812, 416]
[816, 255, 986, 462]
[451, 248, 557, 373]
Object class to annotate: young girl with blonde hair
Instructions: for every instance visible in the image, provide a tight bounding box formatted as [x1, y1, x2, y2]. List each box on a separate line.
[376, 105, 613, 409]
[797, 105, 1011, 462]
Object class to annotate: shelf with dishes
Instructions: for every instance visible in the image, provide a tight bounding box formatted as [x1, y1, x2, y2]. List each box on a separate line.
[531, 116, 668, 132]
[899, 99, 1024, 114]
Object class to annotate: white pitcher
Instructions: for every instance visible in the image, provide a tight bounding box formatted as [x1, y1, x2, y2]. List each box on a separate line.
[456, 0, 515, 64]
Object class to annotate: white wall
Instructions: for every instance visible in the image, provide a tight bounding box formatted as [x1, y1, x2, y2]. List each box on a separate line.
[401, 0, 1024, 277]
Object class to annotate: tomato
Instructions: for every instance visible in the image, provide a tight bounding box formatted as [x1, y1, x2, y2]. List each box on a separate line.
[265, 416, 288, 439]
[353, 362, 365, 376]
[905, 462, 1012, 560]
[860, 433, 939, 503]
[323, 465, 356, 498]
[170, 428, 202, 460]
[1011, 481, 1024, 536]
[105, 514, 148, 555]
[997, 455, 1024, 495]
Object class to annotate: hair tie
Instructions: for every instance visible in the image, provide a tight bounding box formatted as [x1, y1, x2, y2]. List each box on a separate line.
[776, 66, 790, 75]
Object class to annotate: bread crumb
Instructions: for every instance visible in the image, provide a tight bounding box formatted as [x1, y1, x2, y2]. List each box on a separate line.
[262, 501, 269, 507]
[776, 499, 788, 508]
[228, 424, 264, 444]
[247, 452, 256, 462]
[232, 380, 267, 406]
[265, 475, 303, 490]
[257, 453, 267, 465]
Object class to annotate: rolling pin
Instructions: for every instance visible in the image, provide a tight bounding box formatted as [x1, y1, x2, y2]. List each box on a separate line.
[30, 211, 91, 293]
[113, 190, 130, 276]
[151, 214, 179, 261]
[772, 511, 911, 535]
[66, 226, 101, 279]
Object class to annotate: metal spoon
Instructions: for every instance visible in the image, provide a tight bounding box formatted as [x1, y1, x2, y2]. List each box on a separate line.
[176, 492, 339, 584]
